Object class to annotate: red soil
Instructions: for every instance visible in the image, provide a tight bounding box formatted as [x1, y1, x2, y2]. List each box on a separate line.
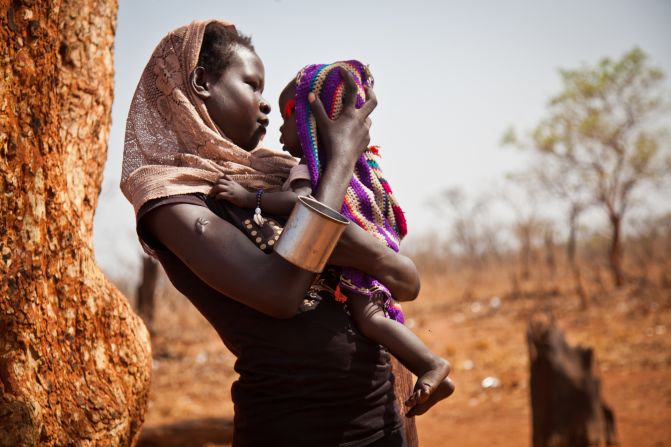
[141, 268, 671, 446]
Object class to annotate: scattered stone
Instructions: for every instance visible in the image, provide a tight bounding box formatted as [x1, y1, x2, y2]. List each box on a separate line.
[489, 296, 501, 309]
[461, 359, 475, 371]
[481, 376, 501, 389]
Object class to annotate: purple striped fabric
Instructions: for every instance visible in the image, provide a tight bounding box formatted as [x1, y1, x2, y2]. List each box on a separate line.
[293, 60, 407, 323]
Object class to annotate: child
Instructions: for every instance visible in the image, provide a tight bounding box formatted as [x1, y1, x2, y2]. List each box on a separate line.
[212, 61, 454, 416]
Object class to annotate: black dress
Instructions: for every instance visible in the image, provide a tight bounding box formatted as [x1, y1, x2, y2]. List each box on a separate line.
[137, 194, 413, 447]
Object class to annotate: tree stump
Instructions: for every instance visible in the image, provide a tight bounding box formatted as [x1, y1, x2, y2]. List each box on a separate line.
[527, 317, 617, 447]
[1, 1, 152, 445]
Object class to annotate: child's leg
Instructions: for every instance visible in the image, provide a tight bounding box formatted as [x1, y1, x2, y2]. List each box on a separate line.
[347, 296, 455, 415]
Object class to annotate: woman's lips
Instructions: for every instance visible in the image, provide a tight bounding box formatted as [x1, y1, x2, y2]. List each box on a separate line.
[257, 118, 269, 134]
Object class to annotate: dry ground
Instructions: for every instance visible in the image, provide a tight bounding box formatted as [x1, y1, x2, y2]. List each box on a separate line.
[137, 263, 671, 446]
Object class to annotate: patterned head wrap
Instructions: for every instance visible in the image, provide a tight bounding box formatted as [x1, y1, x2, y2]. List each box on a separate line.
[294, 61, 408, 322]
[121, 19, 296, 219]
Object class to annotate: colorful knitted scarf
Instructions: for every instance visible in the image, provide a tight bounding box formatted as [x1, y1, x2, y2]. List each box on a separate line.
[294, 60, 408, 323]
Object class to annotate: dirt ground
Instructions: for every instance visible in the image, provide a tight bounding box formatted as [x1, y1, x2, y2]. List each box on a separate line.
[139, 265, 671, 446]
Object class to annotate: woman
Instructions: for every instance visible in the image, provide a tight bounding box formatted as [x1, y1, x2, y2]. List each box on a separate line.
[121, 19, 437, 446]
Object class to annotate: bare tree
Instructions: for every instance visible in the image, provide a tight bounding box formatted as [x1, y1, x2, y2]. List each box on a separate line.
[504, 48, 671, 287]
[438, 187, 501, 268]
[500, 175, 546, 281]
[1, 1, 151, 445]
[527, 158, 590, 304]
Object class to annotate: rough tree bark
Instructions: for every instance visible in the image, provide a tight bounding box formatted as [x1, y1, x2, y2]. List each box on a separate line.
[527, 317, 617, 447]
[0, 1, 152, 446]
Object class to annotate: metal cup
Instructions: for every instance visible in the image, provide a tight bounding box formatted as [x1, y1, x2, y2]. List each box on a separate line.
[274, 196, 350, 273]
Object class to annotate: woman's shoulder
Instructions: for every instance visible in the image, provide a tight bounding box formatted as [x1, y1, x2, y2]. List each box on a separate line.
[136, 194, 209, 254]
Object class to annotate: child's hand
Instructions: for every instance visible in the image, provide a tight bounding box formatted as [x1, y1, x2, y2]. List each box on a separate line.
[211, 175, 254, 208]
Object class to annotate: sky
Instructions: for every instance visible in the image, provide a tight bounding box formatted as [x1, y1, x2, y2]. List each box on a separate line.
[93, 0, 671, 280]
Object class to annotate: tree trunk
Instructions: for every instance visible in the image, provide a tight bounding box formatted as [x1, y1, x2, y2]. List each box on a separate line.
[0, 1, 152, 446]
[518, 223, 532, 280]
[527, 317, 617, 447]
[566, 207, 588, 307]
[137, 256, 160, 335]
[571, 263, 588, 309]
[608, 213, 624, 287]
[566, 206, 579, 267]
[544, 228, 556, 277]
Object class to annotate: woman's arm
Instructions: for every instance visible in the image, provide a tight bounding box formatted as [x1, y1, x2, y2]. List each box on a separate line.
[144, 203, 315, 318]
[330, 224, 421, 301]
[144, 71, 377, 318]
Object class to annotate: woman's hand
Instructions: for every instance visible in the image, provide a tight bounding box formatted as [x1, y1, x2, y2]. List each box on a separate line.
[308, 68, 377, 165]
[329, 224, 420, 302]
[309, 69, 377, 210]
[309, 72, 417, 300]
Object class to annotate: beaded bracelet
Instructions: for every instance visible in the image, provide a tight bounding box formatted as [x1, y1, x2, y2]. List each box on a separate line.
[253, 188, 265, 226]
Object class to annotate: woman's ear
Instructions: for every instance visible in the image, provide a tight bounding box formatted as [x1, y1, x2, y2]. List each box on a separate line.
[191, 66, 210, 100]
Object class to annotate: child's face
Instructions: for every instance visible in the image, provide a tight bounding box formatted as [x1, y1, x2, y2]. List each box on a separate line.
[278, 81, 302, 158]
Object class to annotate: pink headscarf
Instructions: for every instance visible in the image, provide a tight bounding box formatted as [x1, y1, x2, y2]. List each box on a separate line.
[120, 19, 296, 215]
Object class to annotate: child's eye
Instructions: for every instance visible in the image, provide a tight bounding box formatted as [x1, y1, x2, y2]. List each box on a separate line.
[283, 98, 296, 120]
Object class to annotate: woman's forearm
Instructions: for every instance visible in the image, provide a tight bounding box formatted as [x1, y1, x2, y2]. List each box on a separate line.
[312, 158, 357, 210]
[375, 250, 421, 302]
[329, 224, 421, 301]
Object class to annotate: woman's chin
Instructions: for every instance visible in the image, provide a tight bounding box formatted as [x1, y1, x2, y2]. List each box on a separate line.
[244, 131, 266, 150]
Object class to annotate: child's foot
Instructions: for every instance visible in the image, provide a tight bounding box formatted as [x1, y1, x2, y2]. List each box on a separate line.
[404, 357, 451, 410]
[405, 377, 455, 417]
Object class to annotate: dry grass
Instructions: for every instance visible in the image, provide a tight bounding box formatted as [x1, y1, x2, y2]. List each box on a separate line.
[124, 249, 671, 446]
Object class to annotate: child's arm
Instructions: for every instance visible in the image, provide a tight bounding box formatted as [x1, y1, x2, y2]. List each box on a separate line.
[211, 175, 312, 216]
[257, 179, 313, 216]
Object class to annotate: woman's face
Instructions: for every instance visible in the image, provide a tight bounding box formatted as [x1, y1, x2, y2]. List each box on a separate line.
[202, 45, 270, 151]
[278, 81, 302, 158]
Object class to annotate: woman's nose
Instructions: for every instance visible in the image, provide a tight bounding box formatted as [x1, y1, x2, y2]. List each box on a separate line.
[260, 97, 271, 114]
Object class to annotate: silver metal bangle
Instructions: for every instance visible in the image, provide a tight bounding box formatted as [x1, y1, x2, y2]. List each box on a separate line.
[274, 196, 350, 273]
